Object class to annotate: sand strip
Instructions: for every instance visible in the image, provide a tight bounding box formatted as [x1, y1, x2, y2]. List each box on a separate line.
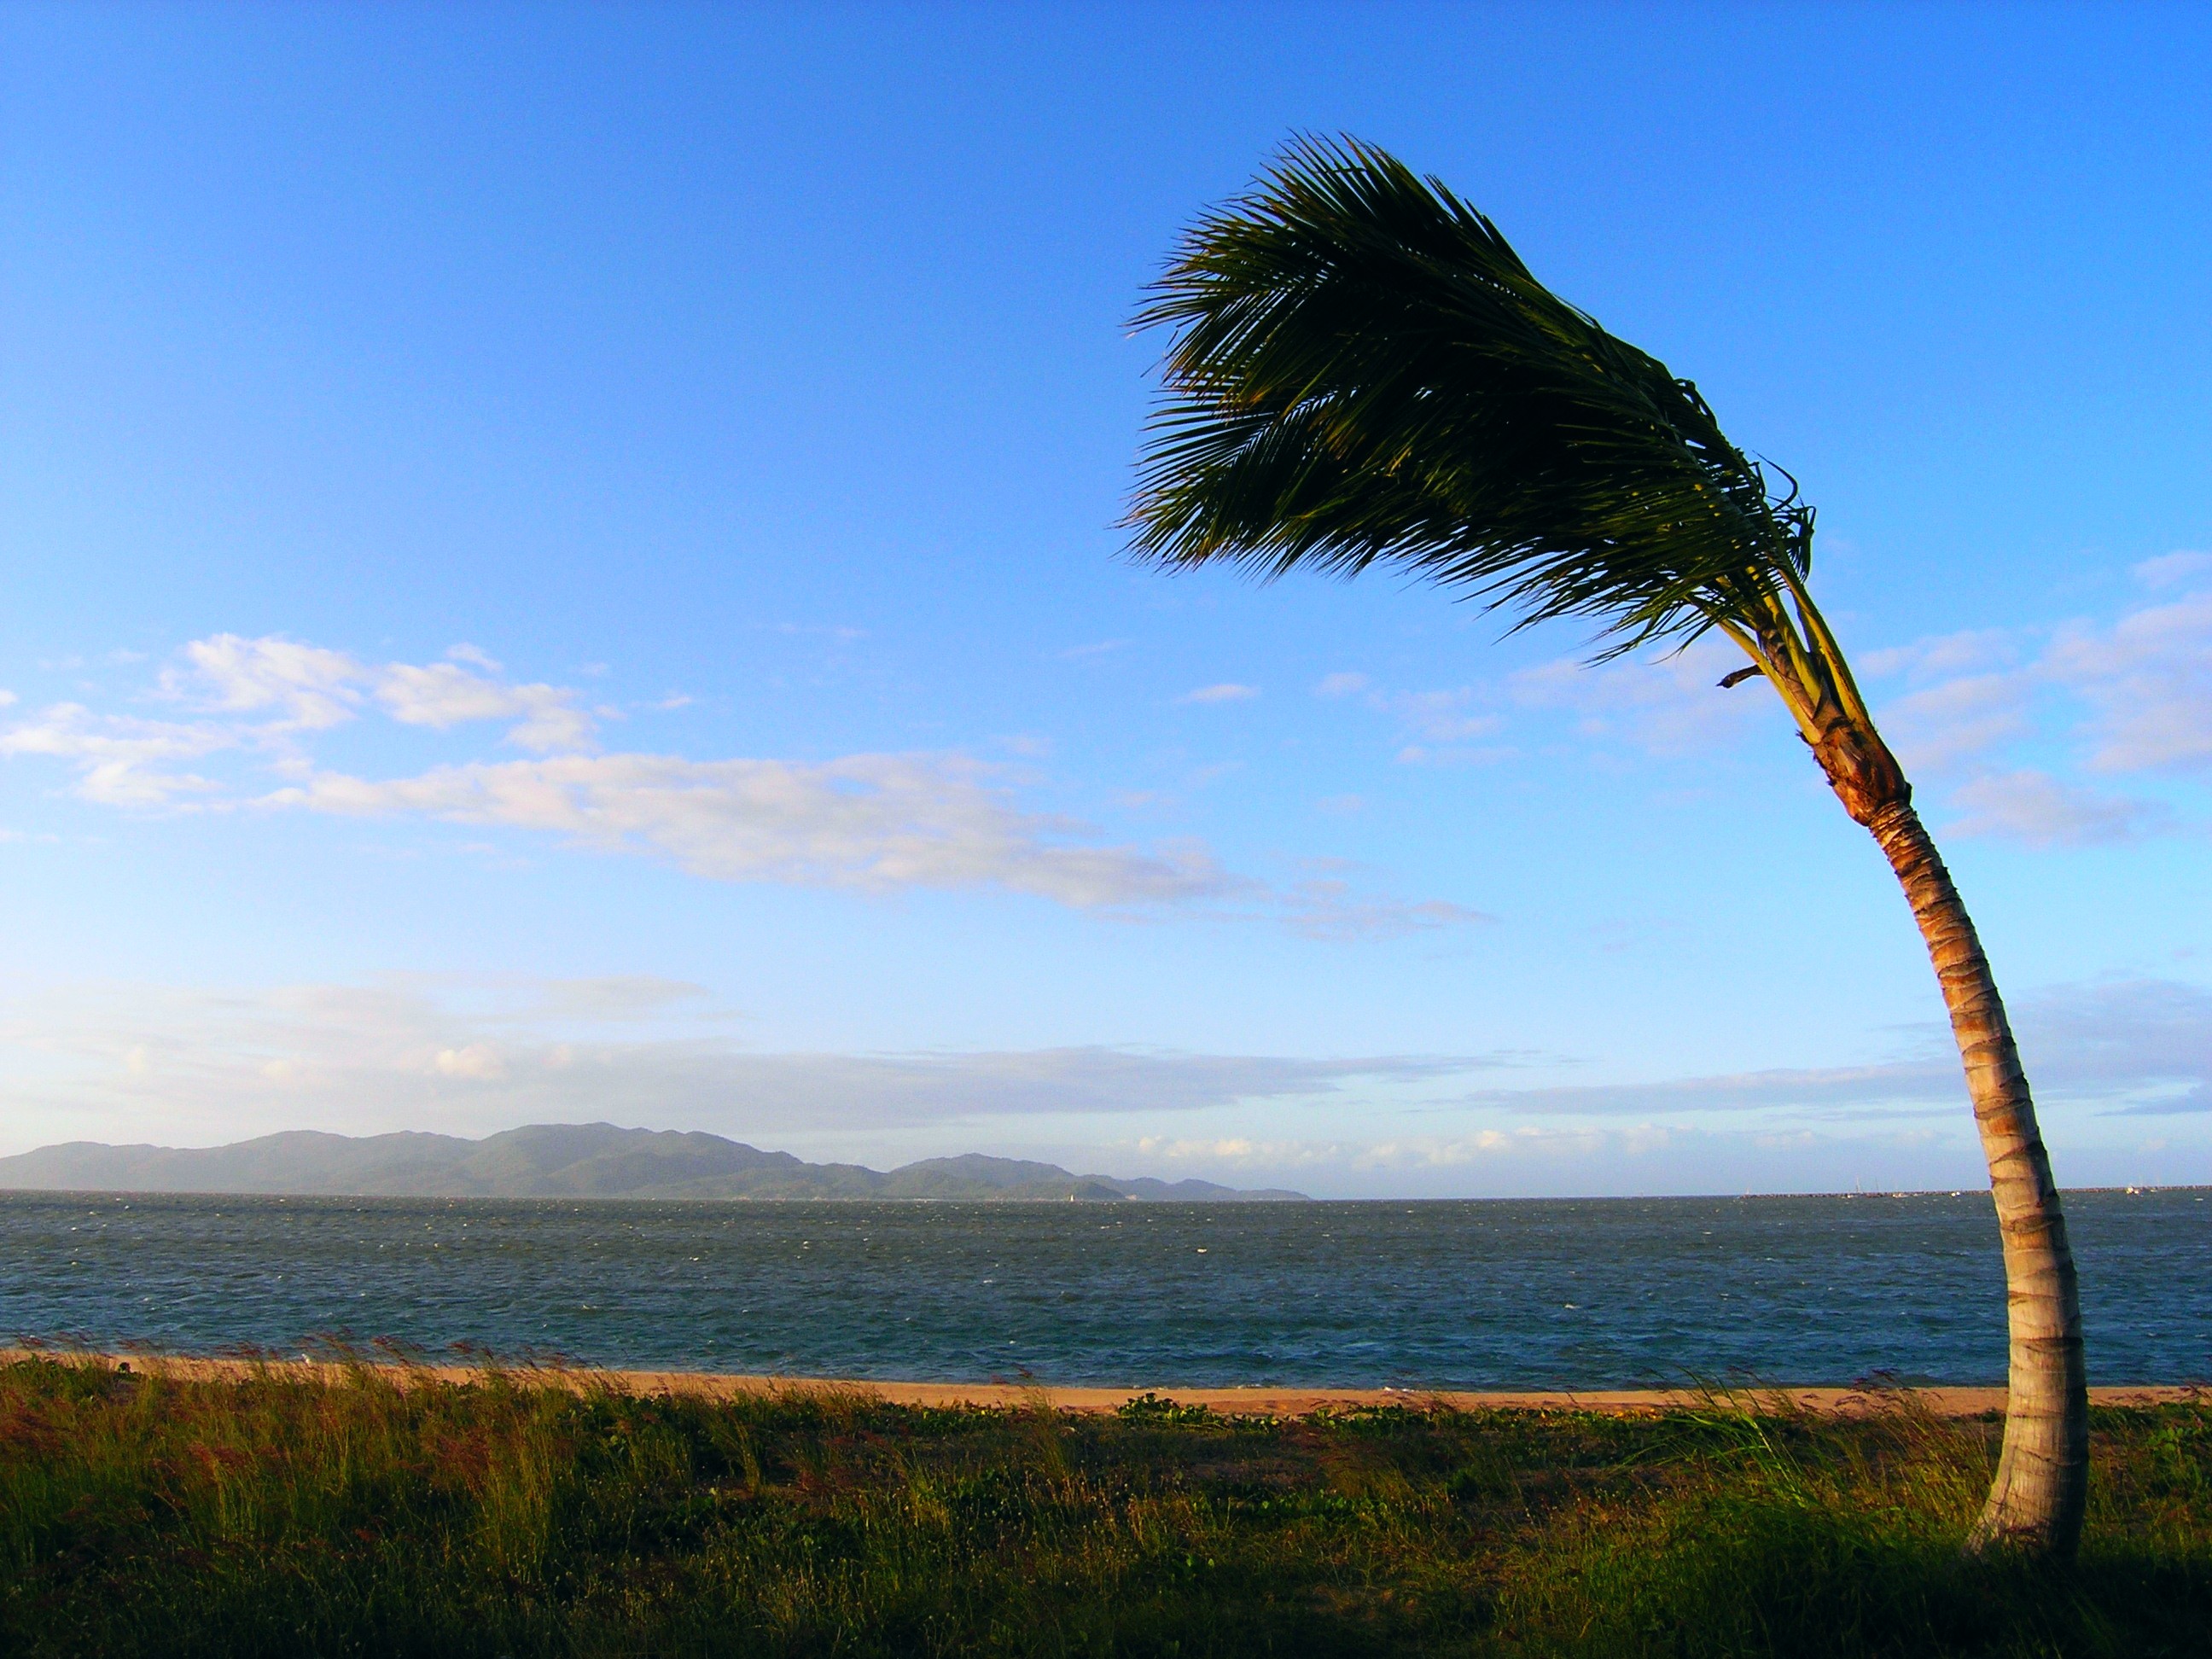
[6, 1351, 2200, 1417]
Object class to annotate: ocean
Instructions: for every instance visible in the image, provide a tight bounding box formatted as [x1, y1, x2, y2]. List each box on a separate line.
[3, 1187, 2205, 1388]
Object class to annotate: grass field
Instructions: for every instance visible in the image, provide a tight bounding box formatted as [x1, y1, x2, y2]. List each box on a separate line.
[2, 1354, 2206, 1656]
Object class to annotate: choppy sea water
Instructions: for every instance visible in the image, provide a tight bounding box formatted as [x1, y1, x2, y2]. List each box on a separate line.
[3, 1189, 2205, 1388]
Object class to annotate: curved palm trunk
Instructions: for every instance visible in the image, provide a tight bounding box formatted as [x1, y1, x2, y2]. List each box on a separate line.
[1866, 799, 2088, 1556]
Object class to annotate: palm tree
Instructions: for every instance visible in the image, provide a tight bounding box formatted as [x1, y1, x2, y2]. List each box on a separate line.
[1126, 138, 2087, 1557]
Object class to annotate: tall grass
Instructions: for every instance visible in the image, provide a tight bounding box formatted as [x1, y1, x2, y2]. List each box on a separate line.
[2, 1357, 2203, 1656]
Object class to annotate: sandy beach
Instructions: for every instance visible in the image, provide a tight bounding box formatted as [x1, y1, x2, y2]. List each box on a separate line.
[11, 1350, 2196, 1417]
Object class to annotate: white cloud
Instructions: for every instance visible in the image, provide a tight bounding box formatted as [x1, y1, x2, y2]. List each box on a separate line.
[519, 975, 718, 1023]
[1390, 688, 1500, 744]
[0, 973, 1485, 1149]
[374, 658, 594, 752]
[265, 752, 1235, 908]
[2049, 589, 2212, 774]
[164, 633, 364, 731]
[1849, 563, 2212, 844]
[1178, 683, 1260, 704]
[2023, 977, 2212, 1115]
[3, 975, 2200, 1191]
[4, 632, 617, 806]
[0, 703, 231, 806]
[1275, 877, 1494, 940]
[1879, 672, 2034, 771]
[154, 634, 596, 753]
[1944, 770, 2168, 847]
[1321, 645, 1767, 767]
[1303, 563, 2210, 851]
[2134, 550, 2212, 591]
[1861, 632, 2035, 775]
[373, 662, 530, 727]
[1858, 629, 2016, 682]
[1342, 684, 1507, 765]
[1452, 978, 2211, 1122]
[1862, 571, 2212, 783]
[1509, 637, 1764, 755]
[1120, 1120, 2034, 1196]
[434, 1043, 509, 1080]
[1386, 558, 2210, 846]
[0, 631, 1497, 930]
[1470, 1063, 1962, 1121]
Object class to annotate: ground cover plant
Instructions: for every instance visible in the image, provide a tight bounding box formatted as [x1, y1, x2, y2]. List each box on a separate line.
[1, 1355, 2205, 1656]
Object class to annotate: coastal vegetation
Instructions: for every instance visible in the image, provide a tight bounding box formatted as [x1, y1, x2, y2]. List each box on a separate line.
[1126, 139, 2086, 1553]
[2, 1355, 2205, 1656]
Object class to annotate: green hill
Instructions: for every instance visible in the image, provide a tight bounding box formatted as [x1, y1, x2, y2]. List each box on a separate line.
[0, 1123, 1304, 1202]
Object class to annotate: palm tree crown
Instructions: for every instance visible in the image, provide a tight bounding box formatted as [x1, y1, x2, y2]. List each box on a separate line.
[1128, 136, 1900, 819]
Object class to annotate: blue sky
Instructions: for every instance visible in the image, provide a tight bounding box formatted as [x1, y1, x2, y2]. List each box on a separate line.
[2, 3, 2208, 1195]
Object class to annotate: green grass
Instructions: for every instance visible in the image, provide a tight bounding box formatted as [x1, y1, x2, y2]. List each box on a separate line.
[2, 1357, 2205, 1656]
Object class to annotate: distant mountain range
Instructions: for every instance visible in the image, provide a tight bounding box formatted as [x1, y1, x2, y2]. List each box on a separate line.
[0, 1123, 1306, 1202]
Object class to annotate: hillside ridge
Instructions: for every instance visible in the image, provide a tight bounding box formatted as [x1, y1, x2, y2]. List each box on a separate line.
[0, 1122, 1305, 1202]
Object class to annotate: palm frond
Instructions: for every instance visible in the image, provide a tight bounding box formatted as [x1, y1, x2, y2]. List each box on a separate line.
[1127, 136, 1814, 661]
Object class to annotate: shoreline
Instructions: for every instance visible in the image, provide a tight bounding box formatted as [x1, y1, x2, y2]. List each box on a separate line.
[9, 1351, 2200, 1416]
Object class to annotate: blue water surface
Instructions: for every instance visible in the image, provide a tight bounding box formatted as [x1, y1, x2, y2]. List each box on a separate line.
[3, 1189, 2204, 1388]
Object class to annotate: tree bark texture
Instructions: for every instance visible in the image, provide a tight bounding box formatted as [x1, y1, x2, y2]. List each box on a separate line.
[1866, 800, 2088, 1556]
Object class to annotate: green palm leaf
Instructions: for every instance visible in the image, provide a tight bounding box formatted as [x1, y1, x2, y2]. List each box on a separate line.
[1130, 135, 1813, 663]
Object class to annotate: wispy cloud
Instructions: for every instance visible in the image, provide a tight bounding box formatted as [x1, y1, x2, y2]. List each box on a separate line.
[1881, 671, 2036, 771]
[372, 656, 593, 753]
[164, 633, 364, 731]
[1320, 676, 1509, 765]
[2133, 550, 2212, 591]
[155, 634, 598, 755]
[266, 754, 1232, 908]
[2055, 588, 2212, 775]
[0, 704, 232, 806]
[1508, 636, 1765, 756]
[0, 972, 1489, 1149]
[1308, 558, 2211, 851]
[888, 972, 2203, 1187]
[3, 973, 2199, 1189]
[1944, 769, 2170, 847]
[1389, 689, 1503, 753]
[1327, 639, 1758, 770]
[1446, 977, 2212, 1122]
[1457, 1062, 1961, 1120]
[3, 632, 1482, 933]
[1178, 682, 1260, 705]
[1855, 558, 2212, 842]
[1272, 877, 1494, 940]
[1119, 1120, 2027, 1197]
[2018, 976, 2212, 1115]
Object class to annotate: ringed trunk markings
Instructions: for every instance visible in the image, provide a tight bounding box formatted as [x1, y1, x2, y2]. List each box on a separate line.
[1866, 800, 2088, 1556]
